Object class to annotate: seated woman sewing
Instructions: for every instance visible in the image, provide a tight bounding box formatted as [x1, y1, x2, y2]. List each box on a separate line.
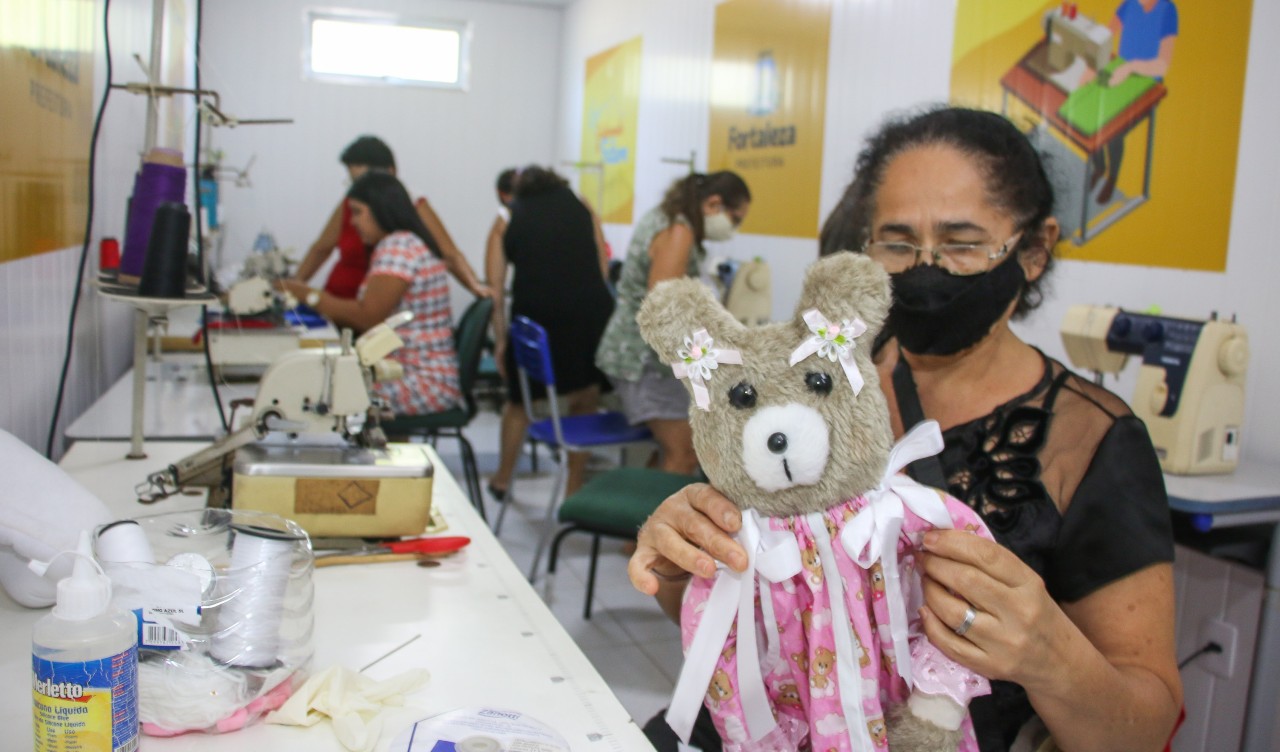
[279, 171, 462, 416]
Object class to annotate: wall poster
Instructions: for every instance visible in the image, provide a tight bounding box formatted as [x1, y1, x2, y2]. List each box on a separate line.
[951, 0, 1252, 271]
[580, 35, 642, 225]
[709, 0, 831, 239]
[0, 1, 96, 262]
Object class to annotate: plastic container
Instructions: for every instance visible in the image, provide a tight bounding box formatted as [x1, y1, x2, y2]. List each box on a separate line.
[32, 531, 140, 752]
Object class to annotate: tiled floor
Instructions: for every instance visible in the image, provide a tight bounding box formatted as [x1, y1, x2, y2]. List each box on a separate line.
[426, 407, 682, 734]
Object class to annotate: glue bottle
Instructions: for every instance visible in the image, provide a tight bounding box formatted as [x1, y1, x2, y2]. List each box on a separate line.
[31, 531, 139, 752]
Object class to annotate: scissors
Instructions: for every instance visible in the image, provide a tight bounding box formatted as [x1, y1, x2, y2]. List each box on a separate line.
[314, 536, 471, 567]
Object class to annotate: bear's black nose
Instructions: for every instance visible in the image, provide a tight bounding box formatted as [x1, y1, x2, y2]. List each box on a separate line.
[767, 432, 788, 454]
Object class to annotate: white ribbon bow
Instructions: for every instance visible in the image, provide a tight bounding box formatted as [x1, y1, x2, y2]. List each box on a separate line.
[839, 420, 954, 687]
[789, 309, 868, 395]
[672, 329, 743, 411]
[666, 509, 801, 744]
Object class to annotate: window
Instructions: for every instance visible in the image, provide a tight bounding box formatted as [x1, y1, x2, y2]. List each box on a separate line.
[305, 10, 470, 90]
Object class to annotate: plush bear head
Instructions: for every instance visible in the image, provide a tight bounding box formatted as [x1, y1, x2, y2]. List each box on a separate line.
[637, 253, 892, 518]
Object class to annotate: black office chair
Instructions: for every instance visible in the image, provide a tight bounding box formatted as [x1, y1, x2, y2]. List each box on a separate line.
[383, 297, 494, 521]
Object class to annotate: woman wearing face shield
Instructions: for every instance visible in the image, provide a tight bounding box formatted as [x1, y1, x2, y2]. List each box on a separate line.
[595, 171, 752, 475]
[632, 107, 1180, 752]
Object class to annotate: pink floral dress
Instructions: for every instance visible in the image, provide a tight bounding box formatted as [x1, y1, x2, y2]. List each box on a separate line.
[671, 484, 993, 752]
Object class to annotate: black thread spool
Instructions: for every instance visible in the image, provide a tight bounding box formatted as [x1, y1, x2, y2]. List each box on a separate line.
[138, 201, 191, 298]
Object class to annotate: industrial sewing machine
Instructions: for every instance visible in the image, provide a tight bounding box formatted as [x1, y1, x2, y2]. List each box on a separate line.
[138, 312, 436, 537]
[1060, 304, 1250, 475]
[208, 240, 314, 377]
[713, 257, 772, 326]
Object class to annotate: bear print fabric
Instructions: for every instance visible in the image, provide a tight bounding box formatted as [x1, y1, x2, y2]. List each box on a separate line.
[680, 490, 992, 752]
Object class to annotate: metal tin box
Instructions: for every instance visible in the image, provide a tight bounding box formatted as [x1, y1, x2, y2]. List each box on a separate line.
[232, 443, 434, 537]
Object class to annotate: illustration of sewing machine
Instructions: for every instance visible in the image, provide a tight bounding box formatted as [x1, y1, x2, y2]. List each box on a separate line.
[139, 312, 435, 536]
[1060, 304, 1250, 475]
[713, 257, 772, 326]
[1025, 5, 1113, 93]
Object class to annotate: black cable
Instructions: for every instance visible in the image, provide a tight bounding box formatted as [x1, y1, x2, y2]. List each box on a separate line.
[46, 0, 114, 459]
[190, 0, 229, 433]
[1178, 641, 1222, 669]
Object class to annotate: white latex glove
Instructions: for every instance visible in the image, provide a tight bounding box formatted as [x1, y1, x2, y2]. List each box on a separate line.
[266, 666, 430, 752]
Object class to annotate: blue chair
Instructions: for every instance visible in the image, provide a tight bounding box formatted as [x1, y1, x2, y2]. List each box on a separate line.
[497, 315, 652, 581]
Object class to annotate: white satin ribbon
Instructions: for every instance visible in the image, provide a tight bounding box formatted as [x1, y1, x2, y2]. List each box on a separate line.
[839, 420, 954, 687]
[671, 328, 743, 411]
[666, 509, 801, 744]
[789, 309, 868, 396]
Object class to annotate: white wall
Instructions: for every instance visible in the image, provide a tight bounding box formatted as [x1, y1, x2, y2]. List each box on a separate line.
[557, 0, 1280, 467]
[0, 0, 194, 455]
[199, 0, 564, 315]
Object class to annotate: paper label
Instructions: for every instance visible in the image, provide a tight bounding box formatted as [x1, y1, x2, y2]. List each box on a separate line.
[32, 647, 139, 752]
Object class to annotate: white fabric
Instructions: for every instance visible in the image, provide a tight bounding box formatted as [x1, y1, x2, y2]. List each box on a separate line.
[666, 510, 802, 744]
[266, 665, 430, 752]
[671, 328, 742, 411]
[0, 430, 112, 607]
[839, 420, 953, 687]
[740, 404, 830, 491]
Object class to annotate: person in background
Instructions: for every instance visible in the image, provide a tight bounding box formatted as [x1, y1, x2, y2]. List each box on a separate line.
[594, 171, 751, 475]
[631, 107, 1181, 752]
[1085, 0, 1178, 204]
[485, 166, 614, 501]
[291, 135, 490, 299]
[280, 171, 461, 417]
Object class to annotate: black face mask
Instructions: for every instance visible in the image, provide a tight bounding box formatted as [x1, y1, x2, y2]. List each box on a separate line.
[886, 254, 1026, 356]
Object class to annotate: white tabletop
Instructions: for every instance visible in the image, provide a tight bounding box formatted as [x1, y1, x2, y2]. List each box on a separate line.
[65, 356, 256, 444]
[2, 440, 653, 751]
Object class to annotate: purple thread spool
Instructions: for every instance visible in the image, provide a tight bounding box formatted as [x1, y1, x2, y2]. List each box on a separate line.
[121, 158, 187, 282]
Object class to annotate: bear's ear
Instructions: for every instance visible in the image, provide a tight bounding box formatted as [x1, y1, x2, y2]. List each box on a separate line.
[792, 252, 892, 336]
[637, 277, 745, 365]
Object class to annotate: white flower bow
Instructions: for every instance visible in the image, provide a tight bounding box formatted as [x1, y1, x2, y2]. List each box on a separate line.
[671, 328, 742, 410]
[840, 420, 954, 687]
[789, 309, 868, 395]
[666, 510, 801, 744]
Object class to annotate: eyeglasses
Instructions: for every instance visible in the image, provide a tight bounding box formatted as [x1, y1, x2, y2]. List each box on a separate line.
[862, 234, 1022, 276]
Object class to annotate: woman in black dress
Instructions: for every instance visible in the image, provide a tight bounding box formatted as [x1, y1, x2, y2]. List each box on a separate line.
[485, 166, 615, 500]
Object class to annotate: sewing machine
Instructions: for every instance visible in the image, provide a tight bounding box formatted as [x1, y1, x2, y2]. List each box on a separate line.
[138, 313, 435, 537]
[1060, 304, 1250, 475]
[209, 244, 309, 376]
[1026, 6, 1113, 93]
[713, 257, 772, 326]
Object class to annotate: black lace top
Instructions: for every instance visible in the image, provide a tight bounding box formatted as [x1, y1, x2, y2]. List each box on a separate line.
[897, 352, 1174, 752]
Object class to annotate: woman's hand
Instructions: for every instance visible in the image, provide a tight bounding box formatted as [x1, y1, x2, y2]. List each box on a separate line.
[627, 483, 747, 597]
[274, 278, 309, 304]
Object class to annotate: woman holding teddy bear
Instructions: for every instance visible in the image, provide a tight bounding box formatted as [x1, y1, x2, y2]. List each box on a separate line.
[632, 106, 1181, 752]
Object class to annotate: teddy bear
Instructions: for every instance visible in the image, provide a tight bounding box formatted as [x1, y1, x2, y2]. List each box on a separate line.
[636, 253, 994, 752]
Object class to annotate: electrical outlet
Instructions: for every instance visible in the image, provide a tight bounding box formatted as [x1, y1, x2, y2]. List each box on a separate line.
[1198, 618, 1238, 679]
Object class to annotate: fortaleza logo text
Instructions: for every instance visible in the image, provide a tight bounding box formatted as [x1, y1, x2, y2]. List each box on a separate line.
[728, 122, 797, 151]
[33, 677, 86, 699]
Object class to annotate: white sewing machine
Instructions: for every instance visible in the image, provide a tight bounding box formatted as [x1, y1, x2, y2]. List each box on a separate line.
[713, 257, 772, 326]
[1060, 304, 1250, 475]
[210, 245, 309, 376]
[138, 313, 435, 537]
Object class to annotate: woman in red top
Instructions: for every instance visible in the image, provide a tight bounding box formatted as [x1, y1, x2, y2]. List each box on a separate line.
[292, 135, 489, 300]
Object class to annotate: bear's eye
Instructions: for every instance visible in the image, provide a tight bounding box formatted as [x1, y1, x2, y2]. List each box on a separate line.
[727, 382, 757, 409]
[805, 372, 833, 396]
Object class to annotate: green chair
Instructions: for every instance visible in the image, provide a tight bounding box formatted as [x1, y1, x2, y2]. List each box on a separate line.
[383, 297, 494, 521]
[546, 467, 698, 619]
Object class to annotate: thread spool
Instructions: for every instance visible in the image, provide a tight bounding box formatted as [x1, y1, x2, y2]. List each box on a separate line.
[138, 201, 191, 298]
[95, 519, 157, 564]
[120, 149, 186, 284]
[99, 237, 120, 274]
[209, 523, 301, 667]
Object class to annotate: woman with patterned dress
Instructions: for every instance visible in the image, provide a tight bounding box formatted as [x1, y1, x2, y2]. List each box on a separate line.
[280, 171, 460, 416]
[594, 171, 751, 474]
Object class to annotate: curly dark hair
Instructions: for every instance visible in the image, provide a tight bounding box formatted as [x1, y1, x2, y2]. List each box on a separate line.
[346, 171, 440, 257]
[659, 171, 751, 244]
[820, 105, 1057, 318]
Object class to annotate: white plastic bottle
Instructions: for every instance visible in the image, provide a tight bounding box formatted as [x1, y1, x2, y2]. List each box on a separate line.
[31, 531, 139, 752]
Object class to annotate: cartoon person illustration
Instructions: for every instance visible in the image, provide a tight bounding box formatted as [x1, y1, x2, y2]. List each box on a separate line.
[1087, 0, 1178, 203]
